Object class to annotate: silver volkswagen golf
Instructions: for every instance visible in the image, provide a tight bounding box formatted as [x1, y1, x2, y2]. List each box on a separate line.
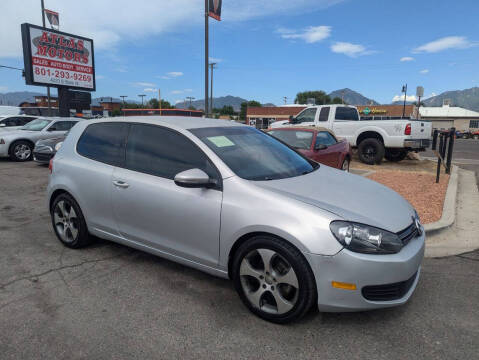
[47, 117, 425, 323]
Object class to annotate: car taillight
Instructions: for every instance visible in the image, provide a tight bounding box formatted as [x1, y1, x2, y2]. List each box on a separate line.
[404, 123, 411, 135]
[49, 159, 53, 173]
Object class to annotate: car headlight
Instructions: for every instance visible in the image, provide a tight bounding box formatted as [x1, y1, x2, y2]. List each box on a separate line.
[54, 142, 63, 151]
[330, 221, 403, 254]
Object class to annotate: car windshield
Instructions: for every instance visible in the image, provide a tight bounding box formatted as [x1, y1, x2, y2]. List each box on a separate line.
[191, 126, 318, 181]
[21, 118, 51, 131]
[268, 130, 313, 150]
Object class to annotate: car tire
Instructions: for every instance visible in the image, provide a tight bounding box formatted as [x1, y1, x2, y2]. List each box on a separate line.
[9, 140, 33, 162]
[384, 148, 408, 162]
[358, 138, 385, 165]
[232, 235, 317, 324]
[51, 193, 92, 249]
[341, 158, 350, 172]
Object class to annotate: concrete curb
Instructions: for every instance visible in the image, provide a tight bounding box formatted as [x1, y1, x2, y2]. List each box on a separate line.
[423, 165, 458, 234]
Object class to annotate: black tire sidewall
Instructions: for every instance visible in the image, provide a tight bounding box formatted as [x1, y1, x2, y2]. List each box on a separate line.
[342, 158, 350, 171]
[10, 141, 33, 162]
[51, 193, 90, 248]
[358, 138, 384, 165]
[384, 148, 408, 162]
[232, 236, 316, 324]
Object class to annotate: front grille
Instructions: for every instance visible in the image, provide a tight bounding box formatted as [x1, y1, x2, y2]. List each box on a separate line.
[362, 272, 418, 301]
[397, 222, 419, 246]
[33, 152, 53, 162]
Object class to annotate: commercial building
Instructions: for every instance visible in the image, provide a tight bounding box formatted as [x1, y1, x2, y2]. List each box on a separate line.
[357, 105, 415, 119]
[419, 104, 479, 131]
[246, 106, 306, 128]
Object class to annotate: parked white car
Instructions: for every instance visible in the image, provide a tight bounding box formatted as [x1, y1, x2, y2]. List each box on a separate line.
[0, 118, 80, 161]
[271, 105, 432, 164]
[0, 115, 39, 132]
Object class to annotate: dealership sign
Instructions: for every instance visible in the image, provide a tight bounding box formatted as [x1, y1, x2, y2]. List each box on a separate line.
[21, 23, 95, 91]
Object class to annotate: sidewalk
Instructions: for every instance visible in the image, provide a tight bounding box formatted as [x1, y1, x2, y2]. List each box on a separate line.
[425, 168, 479, 257]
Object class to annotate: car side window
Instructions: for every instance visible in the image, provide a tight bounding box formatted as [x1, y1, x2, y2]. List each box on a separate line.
[125, 124, 218, 181]
[335, 107, 359, 121]
[295, 108, 317, 123]
[77, 123, 129, 166]
[315, 132, 337, 147]
[48, 121, 76, 131]
[5, 118, 18, 126]
[318, 107, 330, 122]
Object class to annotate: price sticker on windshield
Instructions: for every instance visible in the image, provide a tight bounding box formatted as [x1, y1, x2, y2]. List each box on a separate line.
[207, 136, 235, 148]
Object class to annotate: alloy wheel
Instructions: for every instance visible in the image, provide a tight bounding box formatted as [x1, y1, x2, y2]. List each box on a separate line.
[14, 144, 31, 160]
[239, 248, 299, 315]
[53, 200, 79, 243]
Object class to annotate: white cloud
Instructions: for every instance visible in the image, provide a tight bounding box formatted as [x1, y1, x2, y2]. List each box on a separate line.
[330, 42, 374, 57]
[0, 0, 344, 58]
[144, 88, 158, 92]
[279, 26, 331, 43]
[158, 71, 184, 80]
[133, 82, 156, 87]
[171, 90, 184, 94]
[209, 57, 223, 63]
[400, 57, 415, 62]
[0, 86, 8, 92]
[114, 66, 128, 73]
[420, 69, 429, 74]
[96, 75, 106, 80]
[413, 36, 477, 53]
[392, 94, 417, 102]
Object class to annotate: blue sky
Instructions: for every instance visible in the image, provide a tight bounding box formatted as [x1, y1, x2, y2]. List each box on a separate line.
[1, 0, 478, 105]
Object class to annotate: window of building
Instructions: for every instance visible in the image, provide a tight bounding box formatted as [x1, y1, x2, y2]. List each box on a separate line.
[470, 120, 479, 128]
[77, 123, 129, 166]
[125, 124, 218, 181]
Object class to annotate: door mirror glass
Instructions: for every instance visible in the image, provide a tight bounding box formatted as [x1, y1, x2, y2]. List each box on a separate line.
[174, 168, 216, 188]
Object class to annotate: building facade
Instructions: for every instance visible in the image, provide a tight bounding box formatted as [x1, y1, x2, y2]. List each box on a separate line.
[419, 104, 479, 131]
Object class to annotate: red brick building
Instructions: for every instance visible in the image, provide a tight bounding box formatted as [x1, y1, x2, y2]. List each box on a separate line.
[246, 106, 306, 128]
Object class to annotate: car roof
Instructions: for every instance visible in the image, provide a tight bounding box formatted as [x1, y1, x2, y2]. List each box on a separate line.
[85, 116, 245, 130]
[267, 126, 335, 134]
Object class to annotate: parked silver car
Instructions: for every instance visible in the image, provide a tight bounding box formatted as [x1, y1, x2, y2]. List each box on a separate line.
[0, 115, 39, 131]
[0, 118, 79, 161]
[47, 117, 425, 323]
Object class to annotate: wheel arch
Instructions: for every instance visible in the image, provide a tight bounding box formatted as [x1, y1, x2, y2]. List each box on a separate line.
[356, 130, 384, 145]
[227, 231, 310, 279]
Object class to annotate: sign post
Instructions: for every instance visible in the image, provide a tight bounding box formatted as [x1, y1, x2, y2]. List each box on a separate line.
[205, 0, 222, 117]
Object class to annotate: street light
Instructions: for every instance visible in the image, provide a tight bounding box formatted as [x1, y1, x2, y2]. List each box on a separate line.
[401, 84, 408, 118]
[209, 63, 217, 115]
[138, 94, 146, 107]
[186, 96, 195, 109]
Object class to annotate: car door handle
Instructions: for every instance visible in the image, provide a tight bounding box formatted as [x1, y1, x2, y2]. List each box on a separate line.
[113, 180, 129, 188]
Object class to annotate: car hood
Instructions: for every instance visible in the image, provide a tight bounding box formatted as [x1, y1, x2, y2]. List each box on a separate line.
[36, 137, 64, 146]
[254, 166, 414, 233]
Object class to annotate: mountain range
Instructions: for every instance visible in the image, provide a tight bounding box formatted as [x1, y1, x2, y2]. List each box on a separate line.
[3, 87, 479, 112]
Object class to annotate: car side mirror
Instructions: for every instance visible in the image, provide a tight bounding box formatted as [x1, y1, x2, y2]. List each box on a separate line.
[174, 168, 217, 189]
[315, 144, 327, 151]
[289, 116, 297, 124]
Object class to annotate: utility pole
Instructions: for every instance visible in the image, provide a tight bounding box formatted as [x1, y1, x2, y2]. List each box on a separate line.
[186, 96, 195, 108]
[158, 89, 161, 115]
[120, 95, 127, 116]
[283, 96, 287, 105]
[40, 0, 52, 117]
[204, 0, 209, 117]
[209, 62, 217, 113]
[402, 84, 408, 118]
[138, 94, 146, 107]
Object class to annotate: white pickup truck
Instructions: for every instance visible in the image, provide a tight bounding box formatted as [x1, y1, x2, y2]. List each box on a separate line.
[270, 104, 432, 164]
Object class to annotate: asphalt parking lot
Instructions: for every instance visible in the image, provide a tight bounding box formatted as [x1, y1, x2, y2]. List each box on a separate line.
[1, 159, 478, 360]
[423, 138, 479, 186]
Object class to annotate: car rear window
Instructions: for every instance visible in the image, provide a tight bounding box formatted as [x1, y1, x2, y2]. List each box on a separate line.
[268, 130, 313, 150]
[77, 123, 129, 166]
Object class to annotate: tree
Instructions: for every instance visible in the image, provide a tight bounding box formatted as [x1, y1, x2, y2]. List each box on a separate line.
[220, 105, 235, 116]
[148, 98, 159, 108]
[188, 105, 196, 110]
[295, 91, 331, 105]
[331, 97, 344, 104]
[240, 100, 262, 120]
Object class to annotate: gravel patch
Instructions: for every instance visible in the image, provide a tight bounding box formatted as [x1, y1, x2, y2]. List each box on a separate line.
[367, 171, 450, 224]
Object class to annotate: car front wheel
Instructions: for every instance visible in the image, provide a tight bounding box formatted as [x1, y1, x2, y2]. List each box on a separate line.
[232, 236, 316, 324]
[9, 141, 33, 162]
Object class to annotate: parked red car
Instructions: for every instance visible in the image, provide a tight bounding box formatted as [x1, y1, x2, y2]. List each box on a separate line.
[267, 127, 352, 171]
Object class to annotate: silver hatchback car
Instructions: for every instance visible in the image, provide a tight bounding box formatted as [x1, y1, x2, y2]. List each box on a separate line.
[47, 117, 425, 323]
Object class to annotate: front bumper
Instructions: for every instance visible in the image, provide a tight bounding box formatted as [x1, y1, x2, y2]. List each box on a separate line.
[33, 151, 54, 164]
[0, 143, 9, 157]
[404, 139, 431, 149]
[304, 232, 425, 312]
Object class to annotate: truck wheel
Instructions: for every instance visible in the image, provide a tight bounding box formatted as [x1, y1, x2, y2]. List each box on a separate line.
[358, 138, 384, 165]
[385, 149, 408, 162]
